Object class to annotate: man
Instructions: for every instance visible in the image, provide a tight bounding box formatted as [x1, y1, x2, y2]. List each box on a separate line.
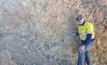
[71, 14, 95, 65]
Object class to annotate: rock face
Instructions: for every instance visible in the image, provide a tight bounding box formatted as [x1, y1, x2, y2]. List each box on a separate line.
[0, 0, 107, 65]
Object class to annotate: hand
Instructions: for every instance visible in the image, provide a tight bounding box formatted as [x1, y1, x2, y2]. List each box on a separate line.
[79, 45, 85, 53]
[71, 32, 76, 37]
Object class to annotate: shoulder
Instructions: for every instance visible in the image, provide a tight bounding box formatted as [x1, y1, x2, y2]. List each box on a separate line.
[85, 22, 93, 27]
[85, 22, 92, 25]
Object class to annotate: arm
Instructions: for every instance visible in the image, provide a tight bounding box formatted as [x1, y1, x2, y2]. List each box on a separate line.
[82, 23, 94, 46]
[76, 32, 79, 36]
[71, 32, 79, 37]
[82, 34, 92, 46]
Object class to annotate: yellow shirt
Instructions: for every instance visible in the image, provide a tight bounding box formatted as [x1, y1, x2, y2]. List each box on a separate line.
[78, 22, 95, 40]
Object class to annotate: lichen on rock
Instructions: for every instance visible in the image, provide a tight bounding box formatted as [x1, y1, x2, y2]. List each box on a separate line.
[0, 0, 106, 65]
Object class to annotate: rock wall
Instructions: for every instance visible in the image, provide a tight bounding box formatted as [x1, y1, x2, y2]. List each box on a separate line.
[0, 0, 107, 65]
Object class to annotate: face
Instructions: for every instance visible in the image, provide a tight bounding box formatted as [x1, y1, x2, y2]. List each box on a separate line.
[76, 17, 84, 24]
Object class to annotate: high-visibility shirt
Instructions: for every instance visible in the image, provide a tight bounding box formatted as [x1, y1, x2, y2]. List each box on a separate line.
[78, 22, 95, 41]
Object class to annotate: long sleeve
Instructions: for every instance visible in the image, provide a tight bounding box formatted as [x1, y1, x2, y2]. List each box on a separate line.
[76, 32, 79, 36]
[82, 34, 92, 46]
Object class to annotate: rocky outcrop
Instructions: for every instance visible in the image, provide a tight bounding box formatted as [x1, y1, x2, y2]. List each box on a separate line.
[0, 0, 107, 65]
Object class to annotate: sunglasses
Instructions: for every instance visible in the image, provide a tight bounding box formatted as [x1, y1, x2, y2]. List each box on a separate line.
[76, 18, 82, 21]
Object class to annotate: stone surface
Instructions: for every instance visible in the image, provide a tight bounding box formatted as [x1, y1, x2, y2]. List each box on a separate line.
[0, 0, 106, 65]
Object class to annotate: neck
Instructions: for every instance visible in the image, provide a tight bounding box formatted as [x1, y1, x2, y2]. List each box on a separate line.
[80, 21, 85, 26]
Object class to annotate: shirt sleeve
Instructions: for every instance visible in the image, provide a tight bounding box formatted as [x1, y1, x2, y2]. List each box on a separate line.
[82, 34, 92, 46]
[86, 23, 94, 34]
[82, 23, 94, 46]
[76, 32, 79, 36]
